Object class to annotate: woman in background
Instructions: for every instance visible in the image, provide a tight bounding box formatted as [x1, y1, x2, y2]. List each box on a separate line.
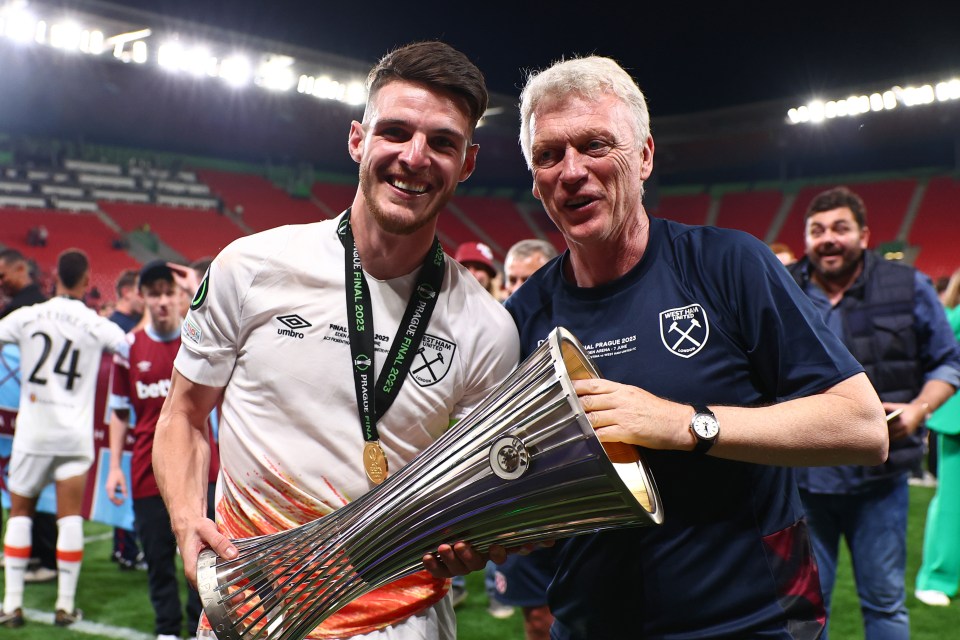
[916, 267, 960, 606]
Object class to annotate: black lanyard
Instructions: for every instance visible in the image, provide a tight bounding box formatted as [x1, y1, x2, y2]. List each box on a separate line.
[338, 210, 445, 479]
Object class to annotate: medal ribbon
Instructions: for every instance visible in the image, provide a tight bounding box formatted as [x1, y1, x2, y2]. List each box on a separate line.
[339, 209, 445, 451]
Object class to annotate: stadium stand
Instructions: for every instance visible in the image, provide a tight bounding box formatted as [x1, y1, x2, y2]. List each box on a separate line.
[434, 206, 487, 254]
[775, 179, 922, 262]
[909, 175, 960, 279]
[519, 204, 566, 253]
[310, 182, 359, 218]
[99, 201, 246, 263]
[0, 207, 139, 296]
[713, 189, 784, 241]
[774, 185, 833, 260]
[197, 169, 330, 232]
[842, 179, 917, 246]
[451, 195, 543, 259]
[650, 192, 712, 226]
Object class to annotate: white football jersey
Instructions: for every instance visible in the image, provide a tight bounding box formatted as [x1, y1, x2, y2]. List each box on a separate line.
[176, 216, 521, 535]
[0, 296, 128, 458]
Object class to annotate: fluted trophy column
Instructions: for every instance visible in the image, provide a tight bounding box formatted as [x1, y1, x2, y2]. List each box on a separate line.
[198, 326, 663, 640]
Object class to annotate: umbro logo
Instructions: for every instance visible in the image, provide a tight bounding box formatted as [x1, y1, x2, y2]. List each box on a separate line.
[136, 361, 152, 372]
[277, 314, 312, 339]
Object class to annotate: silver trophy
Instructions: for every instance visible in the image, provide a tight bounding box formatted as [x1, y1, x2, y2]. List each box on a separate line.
[197, 326, 663, 640]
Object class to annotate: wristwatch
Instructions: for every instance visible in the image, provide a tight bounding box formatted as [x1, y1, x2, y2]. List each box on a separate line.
[690, 405, 719, 454]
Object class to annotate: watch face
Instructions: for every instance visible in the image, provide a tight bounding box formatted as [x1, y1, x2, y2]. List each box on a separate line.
[692, 414, 719, 439]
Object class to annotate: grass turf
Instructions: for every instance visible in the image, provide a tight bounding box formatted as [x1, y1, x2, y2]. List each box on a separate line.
[4, 485, 959, 639]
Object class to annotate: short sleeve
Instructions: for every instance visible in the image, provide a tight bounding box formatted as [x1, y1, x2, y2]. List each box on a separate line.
[110, 335, 133, 403]
[703, 231, 862, 401]
[175, 240, 251, 387]
[96, 317, 129, 359]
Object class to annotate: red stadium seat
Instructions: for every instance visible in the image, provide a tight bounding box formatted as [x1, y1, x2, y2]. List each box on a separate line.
[909, 176, 960, 279]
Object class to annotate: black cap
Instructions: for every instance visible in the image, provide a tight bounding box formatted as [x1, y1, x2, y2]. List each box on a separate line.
[138, 260, 174, 287]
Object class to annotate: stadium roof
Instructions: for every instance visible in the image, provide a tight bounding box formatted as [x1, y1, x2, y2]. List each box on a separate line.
[2, 0, 959, 188]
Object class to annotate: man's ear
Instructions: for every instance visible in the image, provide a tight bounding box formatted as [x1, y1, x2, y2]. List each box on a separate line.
[640, 135, 655, 181]
[458, 144, 479, 182]
[348, 121, 364, 164]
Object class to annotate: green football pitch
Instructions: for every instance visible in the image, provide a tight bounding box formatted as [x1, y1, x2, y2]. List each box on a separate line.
[4, 484, 959, 639]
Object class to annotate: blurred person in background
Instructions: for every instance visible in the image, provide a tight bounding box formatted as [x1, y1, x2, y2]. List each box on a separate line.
[0, 249, 59, 586]
[106, 261, 219, 640]
[168, 258, 212, 312]
[788, 186, 960, 639]
[503, 239, 558, 298]
[454, 241, 499, 296]
[109, 269, 145, 333]
[768, 242, 796, 266]
[0, 250, 128, 628]
[105, 268, 146, 572]
[0, 249, 45, 318]
[915, 266, 960, 607]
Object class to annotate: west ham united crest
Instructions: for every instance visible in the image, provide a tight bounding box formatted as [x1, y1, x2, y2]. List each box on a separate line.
[410, 334, 456, 387]
[659, 304, 709, 358]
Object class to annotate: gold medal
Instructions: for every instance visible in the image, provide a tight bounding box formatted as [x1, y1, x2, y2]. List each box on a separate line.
[363, 441, 388, 484]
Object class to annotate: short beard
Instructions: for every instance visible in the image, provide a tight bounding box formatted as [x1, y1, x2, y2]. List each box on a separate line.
[813, 250, 862, 283]
[359, 170, 442, 236]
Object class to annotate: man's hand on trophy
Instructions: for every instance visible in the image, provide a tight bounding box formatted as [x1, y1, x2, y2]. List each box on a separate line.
[422, 540, 555, 578]
[574, 378, 693, 452]
[175, 516, 238, 588]
[423, 541, 507, 578]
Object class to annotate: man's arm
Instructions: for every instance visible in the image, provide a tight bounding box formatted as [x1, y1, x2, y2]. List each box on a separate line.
[423, 371, 888, 579]
[154, 368, 236, 587]
[106, 408, 130, 505]
[577, 371, 888, 467]
[881, 273, 960, 439]
[883, 379, 956, 441]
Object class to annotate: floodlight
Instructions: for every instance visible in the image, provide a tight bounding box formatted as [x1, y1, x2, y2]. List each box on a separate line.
[131, 40, 147, 64]
[870, 93, 884, 111]
[183, 47, 216, 76]
[901, 84, 934, 107]
[258, 55, 296, 92]
[935, 79, 960, 102]
[220, 55, 252, 88]
[3, 6, 36, 42]
[345, 81, 367, 106]
[882, 90, 896, 109]
[808, 100, 825, 123]
[158, 40, 184, 70]
[81, 29, 104, 54]
[50, 20, 82, 50]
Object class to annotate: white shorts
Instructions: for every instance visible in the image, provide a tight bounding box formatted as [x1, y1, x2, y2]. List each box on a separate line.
[195, 596, 455, 640]
[6, 452, 93, 498]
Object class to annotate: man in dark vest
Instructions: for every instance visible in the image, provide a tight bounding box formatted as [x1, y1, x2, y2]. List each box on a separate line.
[788, 185, 960, 640]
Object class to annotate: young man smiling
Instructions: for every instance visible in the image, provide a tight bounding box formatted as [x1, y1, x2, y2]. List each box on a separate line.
[106, 261, 220, 640]
[153, 42, 518, 640]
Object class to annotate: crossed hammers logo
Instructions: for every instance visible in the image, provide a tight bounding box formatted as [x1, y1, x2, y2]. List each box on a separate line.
[668, 318, 702, 350]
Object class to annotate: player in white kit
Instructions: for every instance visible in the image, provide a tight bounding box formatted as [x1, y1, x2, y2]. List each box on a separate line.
[0, 250, 128, 628]
[154, 42, 520, 640]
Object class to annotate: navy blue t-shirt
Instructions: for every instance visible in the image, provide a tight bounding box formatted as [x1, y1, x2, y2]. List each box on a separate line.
[505, 216, 862, 640]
